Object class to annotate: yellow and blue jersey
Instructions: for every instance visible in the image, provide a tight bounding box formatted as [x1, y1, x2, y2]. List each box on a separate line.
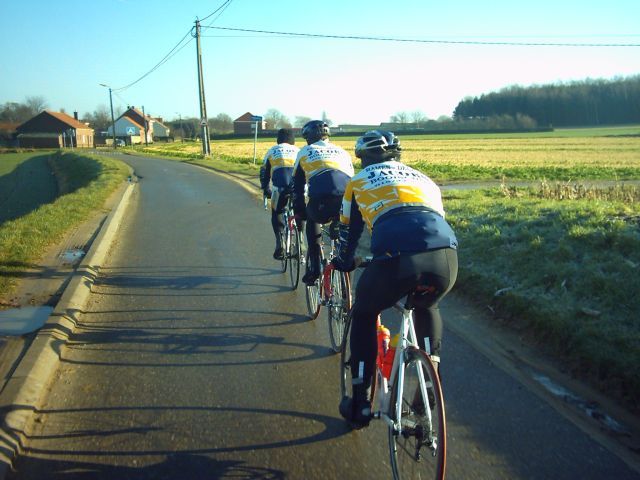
[260, 143, 299, 190]
[293, 140, 354, 197]
[339, 161, 457, 258]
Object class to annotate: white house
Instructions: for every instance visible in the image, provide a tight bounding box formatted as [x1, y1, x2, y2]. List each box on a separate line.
[107, 116, 146, 144]
[152, 118, 170, 139]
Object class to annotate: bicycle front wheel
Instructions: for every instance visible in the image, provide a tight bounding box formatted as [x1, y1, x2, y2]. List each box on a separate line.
[327, 270, 351, 353]
[279, 231, 287, 273]
[339, 312, 352, 401]
[288, 226, 301, 290]
[388, 347, 446, 480]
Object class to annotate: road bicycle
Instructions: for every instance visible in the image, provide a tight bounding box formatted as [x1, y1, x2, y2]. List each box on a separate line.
[340, 260, 446, 479]
[279, 195, 303, 290]
[305, 220, 352, 353]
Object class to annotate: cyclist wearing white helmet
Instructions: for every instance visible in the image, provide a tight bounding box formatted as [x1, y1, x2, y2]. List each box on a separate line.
[260, 128, 300, 259]
[333, 130, 458, 429]
[292, 120, 354, 284]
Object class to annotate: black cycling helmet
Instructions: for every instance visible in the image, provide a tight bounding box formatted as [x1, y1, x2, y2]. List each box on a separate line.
[301, 120, 329, 144]
[355, 130, 402, 166]
[277, 128, 295, 145]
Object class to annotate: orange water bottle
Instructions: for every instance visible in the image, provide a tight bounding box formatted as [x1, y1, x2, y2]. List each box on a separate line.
[382, 333, 399, 380]
[377, 325, 391, 377]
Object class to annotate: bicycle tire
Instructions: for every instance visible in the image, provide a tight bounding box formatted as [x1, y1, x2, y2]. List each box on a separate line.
[339, 312, 352, 401]
[388, 347, 446, 480]
[328, 270, 351, 353]
[279, 230, 287, 273]
[288, 225, 301, 290]
[305, 276, 322, 320]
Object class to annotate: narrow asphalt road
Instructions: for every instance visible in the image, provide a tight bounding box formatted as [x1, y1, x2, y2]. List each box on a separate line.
[7, 155, 638, 479]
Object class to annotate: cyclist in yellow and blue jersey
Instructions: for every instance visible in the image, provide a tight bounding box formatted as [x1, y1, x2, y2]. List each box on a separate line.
[260, 128, 300, 259]
[333, 130, 458, 429]
[292, 120, 354, 284]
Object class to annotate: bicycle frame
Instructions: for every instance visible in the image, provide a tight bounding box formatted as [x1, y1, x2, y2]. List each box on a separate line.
[373, 301, 435, 437]
[319, 223, 340, 303]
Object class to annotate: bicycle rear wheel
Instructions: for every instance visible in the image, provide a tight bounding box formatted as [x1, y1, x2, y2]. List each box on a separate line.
[288, 225, 301, 290]
[328, 270, 351, 353]
[388, 347, 446, 480]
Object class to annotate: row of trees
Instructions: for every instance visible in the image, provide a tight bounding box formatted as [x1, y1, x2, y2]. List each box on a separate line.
[0, 96, 49, 123]
[6, 75, 637, 137]
[453, 75, 640, 127]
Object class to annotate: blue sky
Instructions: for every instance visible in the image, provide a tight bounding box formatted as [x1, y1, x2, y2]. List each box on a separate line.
[1, 0, 639, 125]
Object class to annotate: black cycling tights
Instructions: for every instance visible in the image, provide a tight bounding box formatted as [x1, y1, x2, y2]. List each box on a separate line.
[270, 190, 289, 242]
[305, 195, 342, 270]
[349, 248, 458, 388]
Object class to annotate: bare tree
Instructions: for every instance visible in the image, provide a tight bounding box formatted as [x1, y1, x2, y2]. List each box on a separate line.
[294, 116, 312, 127]
[209, 113, 233, 134]
[263, 108, 291, 129]
[411, 110, 427, 126]
[82, 105, 111, 132]
[25, 96, 48, 116]
[0, 96, 49, 123]
[390, 112, 409, 124]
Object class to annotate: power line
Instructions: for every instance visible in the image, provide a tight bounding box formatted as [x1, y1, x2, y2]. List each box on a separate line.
[200, 0, 232, 23]
[201, 25, 640, 47]
[113, 28, 193, 92]
[110, 1, 235, 93]
[204, 0, 234, 27]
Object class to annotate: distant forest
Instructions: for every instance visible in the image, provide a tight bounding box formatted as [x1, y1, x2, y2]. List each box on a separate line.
[453, 75, 640, 127]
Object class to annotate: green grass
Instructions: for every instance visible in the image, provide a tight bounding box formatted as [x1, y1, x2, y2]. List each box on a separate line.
[0, 153, 59, 223]
[0, 151, 130, 296]
[446, 185, 640, 408]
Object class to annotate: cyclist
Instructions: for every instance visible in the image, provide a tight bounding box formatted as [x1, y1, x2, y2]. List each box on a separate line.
[292, 120, 354, 284]
[260, 128, 300, 259]
[333, 130, 458, 429]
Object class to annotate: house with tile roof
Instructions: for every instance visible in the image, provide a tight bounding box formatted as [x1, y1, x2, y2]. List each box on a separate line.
[107, 114, 146, 145]
[233, 112, 265, 135]
[16, 111, 94, 148]
[151, 117, 170, 139]
[107, 107, 169, 143]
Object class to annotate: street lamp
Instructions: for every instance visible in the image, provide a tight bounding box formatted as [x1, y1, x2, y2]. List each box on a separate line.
[99, 83, 117, 149]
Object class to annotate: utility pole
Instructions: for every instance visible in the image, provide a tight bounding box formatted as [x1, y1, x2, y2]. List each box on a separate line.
[100, 84, 117, 149]
[176, 113, 184, 142]
[142, 105, 149, 146]
[194, 19, 211, 156]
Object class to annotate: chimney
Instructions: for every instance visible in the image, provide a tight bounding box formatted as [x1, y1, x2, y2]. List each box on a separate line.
[73, 111, 78, 120]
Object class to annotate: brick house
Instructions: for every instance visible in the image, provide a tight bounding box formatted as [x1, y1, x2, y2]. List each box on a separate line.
[16, 111, 94, 148]
[233, 112, 265, 135]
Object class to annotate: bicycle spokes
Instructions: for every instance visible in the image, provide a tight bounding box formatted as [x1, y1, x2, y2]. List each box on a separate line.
[389, 348, 446, 479]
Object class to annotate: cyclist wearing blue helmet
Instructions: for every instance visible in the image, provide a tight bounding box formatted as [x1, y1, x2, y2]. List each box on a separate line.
[260, 128, 300, 259]
[333, 130, 458, 429]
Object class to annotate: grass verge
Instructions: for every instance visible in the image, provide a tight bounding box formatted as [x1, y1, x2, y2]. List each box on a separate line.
[0, 151, 130, 297]
[445, 184, 640, 411]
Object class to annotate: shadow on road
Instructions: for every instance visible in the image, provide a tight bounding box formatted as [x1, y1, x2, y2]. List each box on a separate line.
[8, 451, 286, 479]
